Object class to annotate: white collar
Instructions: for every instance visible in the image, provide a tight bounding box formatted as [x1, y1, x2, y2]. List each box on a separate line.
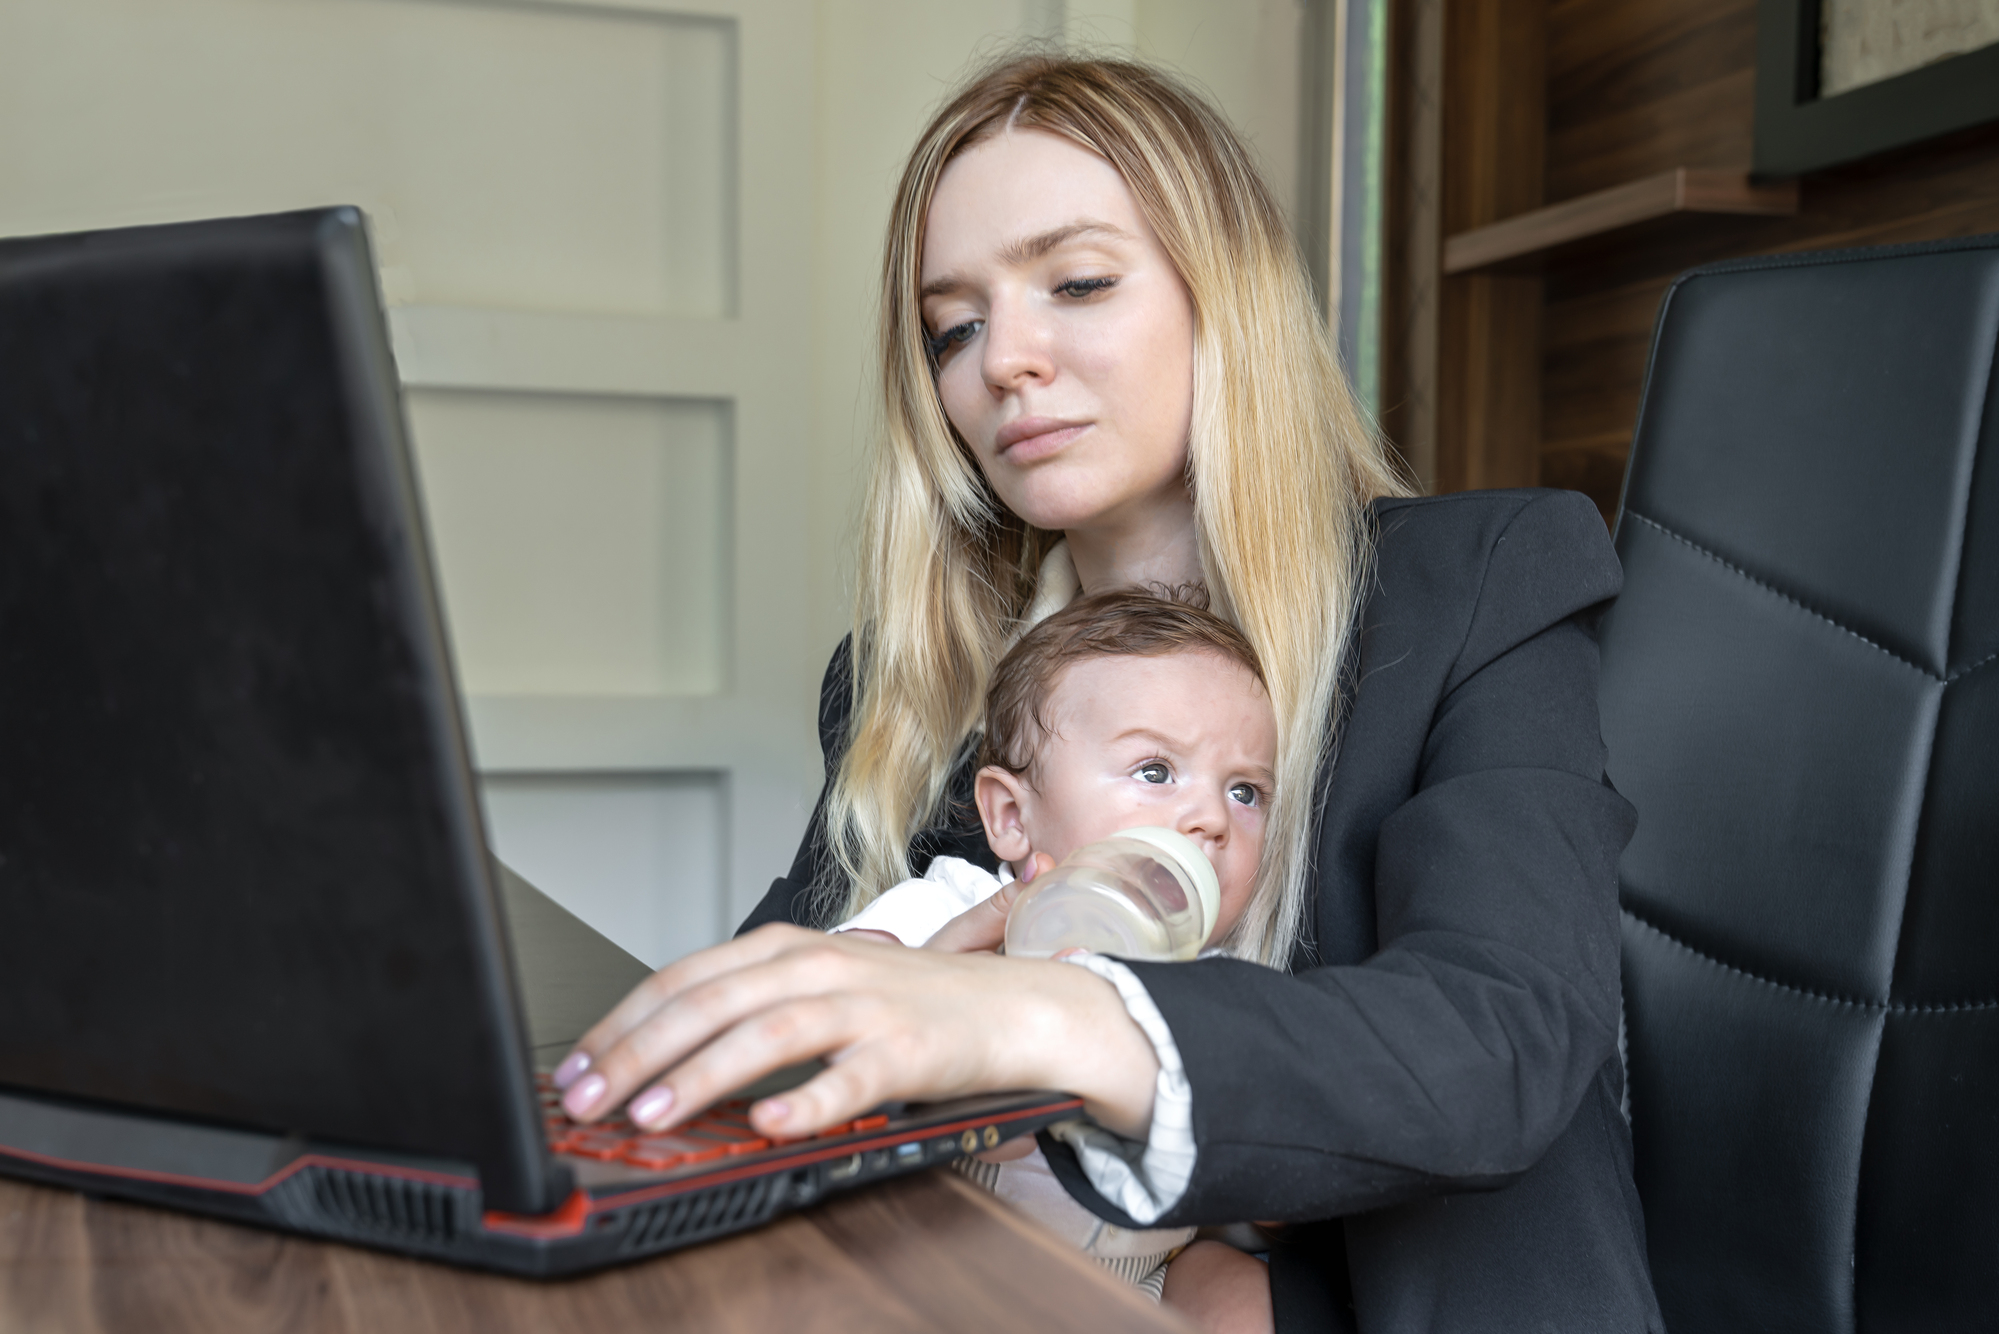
[1020, 538, 1080, 632]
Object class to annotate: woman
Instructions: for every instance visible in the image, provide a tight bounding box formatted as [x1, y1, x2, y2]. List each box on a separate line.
[557, 55, 1662, 1333]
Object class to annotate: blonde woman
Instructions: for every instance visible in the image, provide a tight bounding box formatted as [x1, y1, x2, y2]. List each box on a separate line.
[558, 55, 1662, 1334]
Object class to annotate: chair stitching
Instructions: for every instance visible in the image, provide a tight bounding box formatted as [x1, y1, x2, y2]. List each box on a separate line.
[1621, 907, 1999, 1013]
[1948, 649, 1999, 683]
[1678, 233, 1999, 284]
[1624, 512, 1943, 682]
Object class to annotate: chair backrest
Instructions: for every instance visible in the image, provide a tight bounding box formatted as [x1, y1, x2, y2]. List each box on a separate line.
[1598, 234, 1999, 1333]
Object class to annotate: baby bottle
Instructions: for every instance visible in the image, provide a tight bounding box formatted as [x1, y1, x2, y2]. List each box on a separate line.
[1003, 827, 1220, 962]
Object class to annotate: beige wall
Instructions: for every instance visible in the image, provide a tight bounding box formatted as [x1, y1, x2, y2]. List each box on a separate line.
[1, 0, 1314, 960]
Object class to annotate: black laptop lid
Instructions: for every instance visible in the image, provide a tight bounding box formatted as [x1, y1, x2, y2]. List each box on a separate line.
[0, 209, 558, 1214]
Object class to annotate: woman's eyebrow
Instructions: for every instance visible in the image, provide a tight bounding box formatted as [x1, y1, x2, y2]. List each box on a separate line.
[997, 219, 1134, 266]
[919, 220, 1135, 301]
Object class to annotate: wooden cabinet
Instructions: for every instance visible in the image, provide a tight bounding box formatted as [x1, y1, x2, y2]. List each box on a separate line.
[1380, 0, 1999, 523]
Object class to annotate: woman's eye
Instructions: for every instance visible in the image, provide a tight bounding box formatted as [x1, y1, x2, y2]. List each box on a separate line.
[1055, 276, 1116, 300]
[925, 320, 980, 360]
[1137, 762, 1171, 785]
[1229, 782, 1260, 807]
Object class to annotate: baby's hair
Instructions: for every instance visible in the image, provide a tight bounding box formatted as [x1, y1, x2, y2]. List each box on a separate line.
[980, 589, 1266, 782]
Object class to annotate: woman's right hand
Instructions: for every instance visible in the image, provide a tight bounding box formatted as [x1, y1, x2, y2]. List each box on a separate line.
[550, 920, 1159, 1144]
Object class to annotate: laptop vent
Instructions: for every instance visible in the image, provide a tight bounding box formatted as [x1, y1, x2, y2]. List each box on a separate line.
[618, 1175, 784, 1253]
[277, 1166, 469, 1247]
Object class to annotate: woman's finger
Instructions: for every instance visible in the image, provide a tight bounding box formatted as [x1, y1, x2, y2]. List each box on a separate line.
[563, 932, 879, 1120]
[621, 991, 883, 1134]
[748, 1028, 976, 1138]
[555, 923, 821, 1090]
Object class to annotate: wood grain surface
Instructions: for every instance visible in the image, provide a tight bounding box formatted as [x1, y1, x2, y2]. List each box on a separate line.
[1435, 0, 1547, 494]
[1540, 0, 1999, 522]
[1443, 168, 1797, 274]
[1377, 0, 1999, 519]
[0, 1170, 1190, 1334]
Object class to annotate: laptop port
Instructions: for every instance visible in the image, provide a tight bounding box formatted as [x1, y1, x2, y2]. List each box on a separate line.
[894, 1142, 923, 1164]
[828, 1153, 862, 1181]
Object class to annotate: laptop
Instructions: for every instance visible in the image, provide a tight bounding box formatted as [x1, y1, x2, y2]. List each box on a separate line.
[0, 208, 1081, 1276]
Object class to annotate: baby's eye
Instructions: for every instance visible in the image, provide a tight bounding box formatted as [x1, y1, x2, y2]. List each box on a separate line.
[1137, 761, 1171, 785]
[1228, 782, 1261, 807]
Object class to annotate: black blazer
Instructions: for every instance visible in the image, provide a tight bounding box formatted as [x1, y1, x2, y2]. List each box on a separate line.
[742, 490, 1664, 1333]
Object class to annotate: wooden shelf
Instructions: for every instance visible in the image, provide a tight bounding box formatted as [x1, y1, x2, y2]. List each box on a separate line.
[1443, 168, 1800, 275]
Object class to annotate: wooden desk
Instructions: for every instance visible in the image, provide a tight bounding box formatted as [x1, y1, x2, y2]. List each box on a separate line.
[0, 1168, 1187, 1333]
[0, 869, 1189, 1333]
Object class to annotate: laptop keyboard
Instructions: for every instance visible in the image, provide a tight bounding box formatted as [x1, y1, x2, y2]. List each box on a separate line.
[535, 1072, 889, 1170]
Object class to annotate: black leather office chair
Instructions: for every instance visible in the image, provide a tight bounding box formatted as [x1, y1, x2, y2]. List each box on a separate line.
[1597, 234, 1999, 1332]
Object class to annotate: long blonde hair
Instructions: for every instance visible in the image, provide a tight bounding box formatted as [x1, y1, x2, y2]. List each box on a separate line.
[824, 53, 1410, 968]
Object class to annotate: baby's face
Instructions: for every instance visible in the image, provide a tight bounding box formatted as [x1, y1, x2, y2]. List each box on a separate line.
[977, 649, 1277, 942]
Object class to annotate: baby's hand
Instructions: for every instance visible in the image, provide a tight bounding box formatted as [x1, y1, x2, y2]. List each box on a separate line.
[923, 853, 1056, 953]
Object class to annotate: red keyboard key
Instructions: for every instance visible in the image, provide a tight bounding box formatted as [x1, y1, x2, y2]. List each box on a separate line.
[852, 1114, 889, 1132]
[724, 1137, 771, 1156]
[683, 1120, 759, 1144]
[815, 1121, 854, 1138]
[621, 1139, 690, 1170]
[564, 1130, 631, 1161]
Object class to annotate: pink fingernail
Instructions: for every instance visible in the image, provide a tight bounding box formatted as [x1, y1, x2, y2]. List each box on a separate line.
[562, 1073, 607, 1119]
[758, 1099, 790, 1126]
[552, 1051, 591, 1090]
[629, 1085, 675, 1128]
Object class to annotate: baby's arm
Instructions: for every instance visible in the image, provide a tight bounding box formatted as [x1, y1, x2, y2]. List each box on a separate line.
[830, 856, 1007, 947]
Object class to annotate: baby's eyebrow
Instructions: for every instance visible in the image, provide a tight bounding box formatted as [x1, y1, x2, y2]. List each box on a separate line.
[1108, 726, 1183, 751]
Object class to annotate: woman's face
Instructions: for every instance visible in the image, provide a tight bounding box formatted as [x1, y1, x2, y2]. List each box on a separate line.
[919, 130, 1197, 538]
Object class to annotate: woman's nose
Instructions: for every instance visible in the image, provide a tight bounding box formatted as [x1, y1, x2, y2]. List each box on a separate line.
[979, 294, 1055, 394]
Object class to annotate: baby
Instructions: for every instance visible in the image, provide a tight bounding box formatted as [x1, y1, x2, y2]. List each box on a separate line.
[836, 589, 1277, 1325]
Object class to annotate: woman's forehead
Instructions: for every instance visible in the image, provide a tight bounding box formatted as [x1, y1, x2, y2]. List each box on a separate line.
[921, 129, 1148, 277]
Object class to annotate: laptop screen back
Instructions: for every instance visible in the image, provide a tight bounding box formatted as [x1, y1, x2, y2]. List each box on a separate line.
[0, 209, 557, 1213]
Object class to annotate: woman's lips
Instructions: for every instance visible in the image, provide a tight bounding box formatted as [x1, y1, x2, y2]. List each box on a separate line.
[994, 417, 1089, 461]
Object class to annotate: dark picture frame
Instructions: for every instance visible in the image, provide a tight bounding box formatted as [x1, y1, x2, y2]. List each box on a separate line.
[1756, 0, 1999, 178]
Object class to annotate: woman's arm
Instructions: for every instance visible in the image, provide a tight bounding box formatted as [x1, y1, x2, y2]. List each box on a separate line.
[1045, 491, 1632, 1227]
[555, 924, 1161, 1139]
[735, 640, 855, 934]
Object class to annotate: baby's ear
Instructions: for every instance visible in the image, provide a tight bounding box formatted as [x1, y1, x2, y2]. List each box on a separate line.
[973, 765, 1033, 863]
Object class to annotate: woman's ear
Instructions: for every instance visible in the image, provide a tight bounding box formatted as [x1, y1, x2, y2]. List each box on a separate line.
[974, 765, 1033, 863]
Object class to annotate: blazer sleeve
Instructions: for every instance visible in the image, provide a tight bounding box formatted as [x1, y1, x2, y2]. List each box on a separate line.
[736, 639, 854, 933]
[1044, 491, 1635, 1227]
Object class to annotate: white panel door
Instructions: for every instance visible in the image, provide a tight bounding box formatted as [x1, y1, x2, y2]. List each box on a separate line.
[0, 0, 825, 965]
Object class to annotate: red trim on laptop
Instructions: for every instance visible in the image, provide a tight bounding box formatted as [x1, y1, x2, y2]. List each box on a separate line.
[2, 1095, 1084, 1240]
[479, 1097, 1087, 1239]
